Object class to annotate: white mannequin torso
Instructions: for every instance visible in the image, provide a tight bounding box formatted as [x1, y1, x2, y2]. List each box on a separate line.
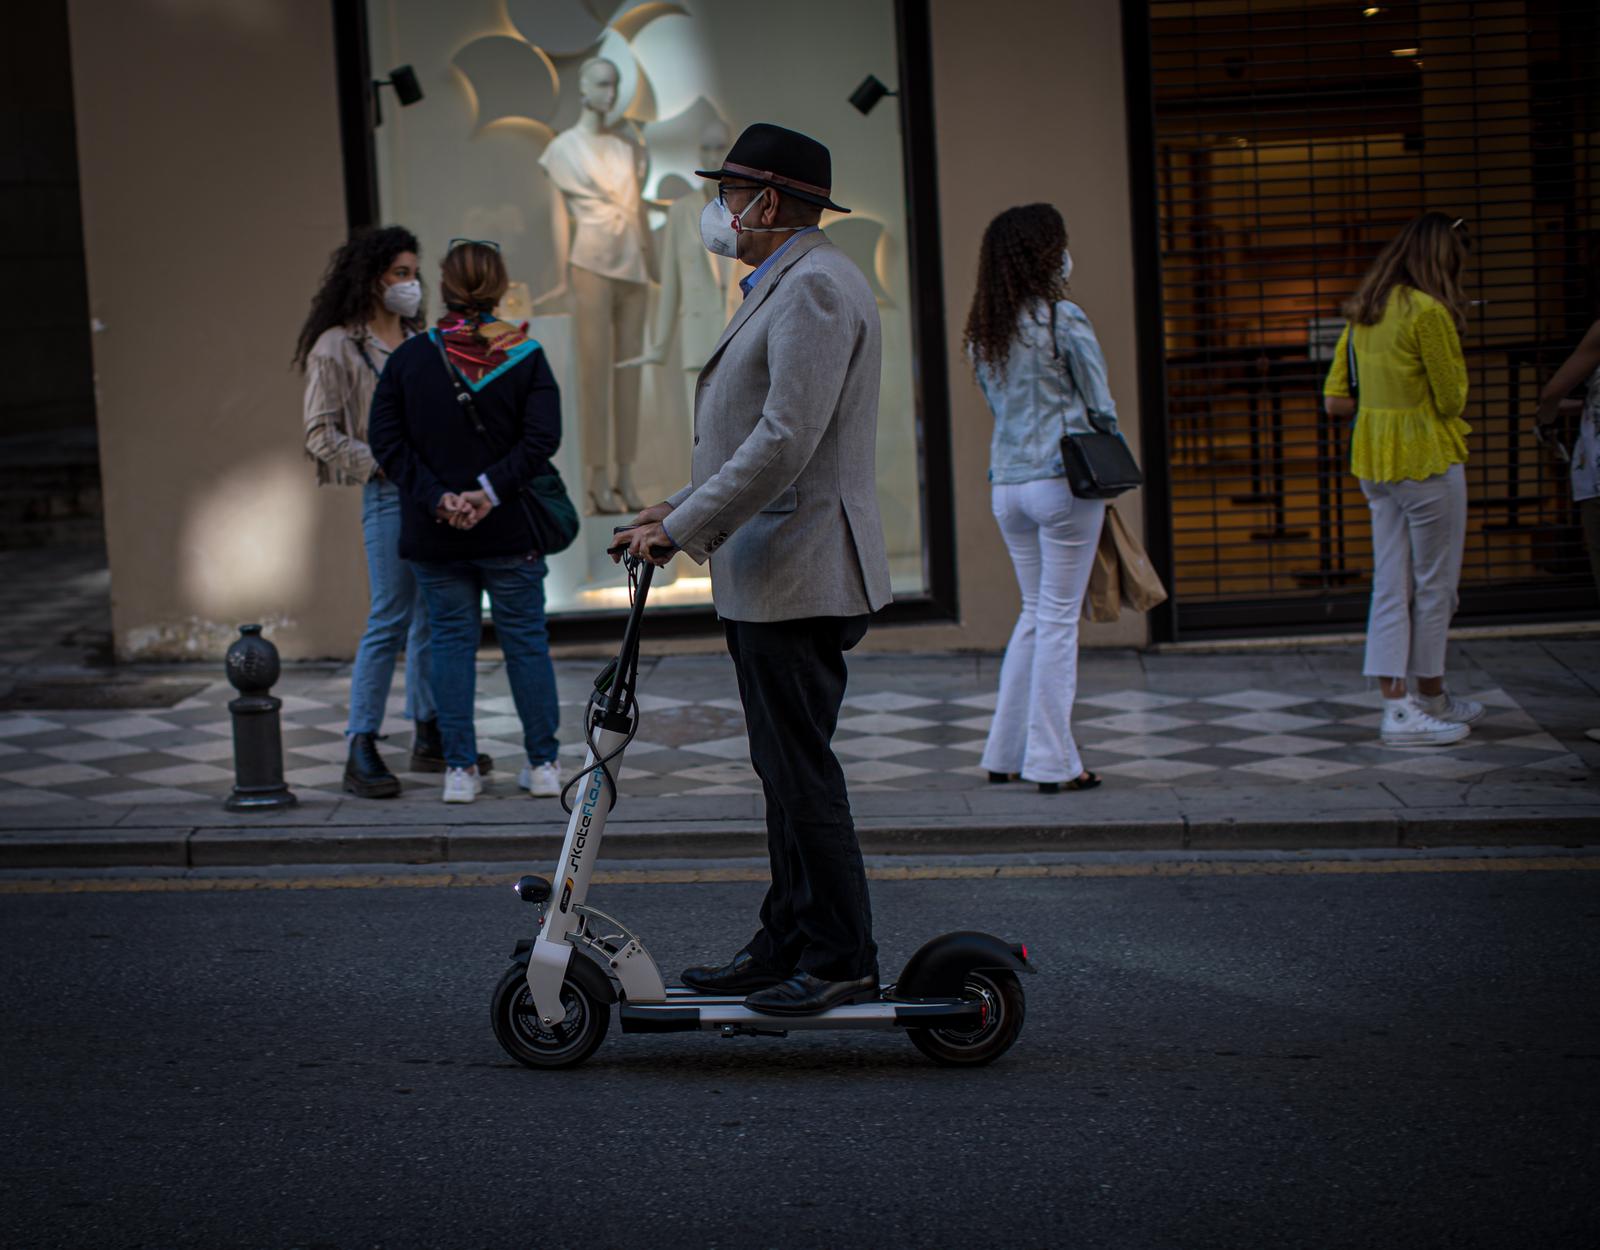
[539, 128, 649, 285]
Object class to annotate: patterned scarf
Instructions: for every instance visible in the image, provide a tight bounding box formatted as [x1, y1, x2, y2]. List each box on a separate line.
[436, 311, 530, 384]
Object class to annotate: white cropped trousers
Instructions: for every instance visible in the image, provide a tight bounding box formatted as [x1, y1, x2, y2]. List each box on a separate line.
[1360, 463, 1467, 680]
[981, 478, 1106, 783]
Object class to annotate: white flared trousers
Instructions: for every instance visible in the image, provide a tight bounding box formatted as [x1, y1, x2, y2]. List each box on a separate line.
[981, 478, 1106, 783]
[1360, 463, 1467, 680]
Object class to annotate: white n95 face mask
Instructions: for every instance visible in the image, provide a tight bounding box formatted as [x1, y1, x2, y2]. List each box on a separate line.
[699, 188, 797, 258]
[382, 278, 423, 318]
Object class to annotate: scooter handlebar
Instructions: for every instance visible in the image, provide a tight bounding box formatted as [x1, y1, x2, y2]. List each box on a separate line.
[606, 541, 676, 561]
[608, 524, 676, 562]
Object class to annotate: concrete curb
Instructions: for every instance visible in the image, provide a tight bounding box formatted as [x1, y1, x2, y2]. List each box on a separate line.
[1, 810, 1595, 869]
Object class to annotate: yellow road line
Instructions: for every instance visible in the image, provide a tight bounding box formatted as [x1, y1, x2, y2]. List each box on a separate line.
[1, 856, 1596, 894]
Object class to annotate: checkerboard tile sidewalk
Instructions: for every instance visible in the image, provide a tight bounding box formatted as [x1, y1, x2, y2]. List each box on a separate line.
[0, 663, 1587, 810]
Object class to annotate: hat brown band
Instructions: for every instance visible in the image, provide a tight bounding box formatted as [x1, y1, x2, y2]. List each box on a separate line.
[721, 161, 832, 199]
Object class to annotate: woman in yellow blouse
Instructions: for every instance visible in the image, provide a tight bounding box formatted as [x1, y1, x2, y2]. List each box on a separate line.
[1324, 212, 1479, 746]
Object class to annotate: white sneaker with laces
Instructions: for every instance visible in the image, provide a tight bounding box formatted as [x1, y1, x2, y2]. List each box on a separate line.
[519, 761, 562, 797]
[1380, 697, 1471, 746]
[442, 765, 482, 804]
[1416, 690, 1485, 725]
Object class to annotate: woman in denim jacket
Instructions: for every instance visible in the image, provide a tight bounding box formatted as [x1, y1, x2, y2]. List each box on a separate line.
[965, 203, 1115, 794]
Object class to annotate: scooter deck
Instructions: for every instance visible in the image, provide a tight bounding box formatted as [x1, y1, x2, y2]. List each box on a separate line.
[618, 989, 983, 1034]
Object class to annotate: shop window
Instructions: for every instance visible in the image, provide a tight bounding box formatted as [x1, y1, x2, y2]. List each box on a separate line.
[360, 0, 936, 620]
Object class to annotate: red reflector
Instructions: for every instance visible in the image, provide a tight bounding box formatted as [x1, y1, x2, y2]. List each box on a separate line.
[1020, 944, 1029, 961]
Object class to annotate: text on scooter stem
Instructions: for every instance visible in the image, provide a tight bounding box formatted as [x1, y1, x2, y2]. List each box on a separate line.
[560, 766, 608, 908]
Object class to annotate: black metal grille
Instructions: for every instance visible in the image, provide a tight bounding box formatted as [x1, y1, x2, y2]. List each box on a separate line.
[1145, 0, 1600, 634]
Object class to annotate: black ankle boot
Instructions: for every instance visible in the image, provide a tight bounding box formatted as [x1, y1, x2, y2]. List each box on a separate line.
[344, 732, 401, 798]
[408, 718, 493, 775]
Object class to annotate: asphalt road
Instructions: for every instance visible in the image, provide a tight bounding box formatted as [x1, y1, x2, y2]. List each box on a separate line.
[2, 858, 1598, 1249]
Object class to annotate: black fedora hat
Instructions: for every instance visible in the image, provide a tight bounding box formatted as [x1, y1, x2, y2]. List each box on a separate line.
[696, 122, 850, 214]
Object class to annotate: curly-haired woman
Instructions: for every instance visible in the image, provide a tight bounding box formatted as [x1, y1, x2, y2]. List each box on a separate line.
[965, 203, 1113, 795]
[1324, 213, 1478, 746]
[295, 226, 487, 797]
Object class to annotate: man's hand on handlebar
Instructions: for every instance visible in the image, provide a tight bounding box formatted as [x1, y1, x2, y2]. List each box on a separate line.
[608, 520, 678, 567]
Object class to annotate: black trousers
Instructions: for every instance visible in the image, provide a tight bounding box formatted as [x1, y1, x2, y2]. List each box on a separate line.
[724, 614, 877, 982]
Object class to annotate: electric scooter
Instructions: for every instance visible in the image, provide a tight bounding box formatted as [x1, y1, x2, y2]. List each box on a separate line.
[490, 547, 1033, 1070]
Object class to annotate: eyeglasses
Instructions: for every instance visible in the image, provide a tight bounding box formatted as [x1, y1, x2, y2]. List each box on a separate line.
[447, 237, 501, 252]
[715, 184, 766, 210]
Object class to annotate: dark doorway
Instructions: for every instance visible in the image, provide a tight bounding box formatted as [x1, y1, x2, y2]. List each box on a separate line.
[0, 1, 110, 667]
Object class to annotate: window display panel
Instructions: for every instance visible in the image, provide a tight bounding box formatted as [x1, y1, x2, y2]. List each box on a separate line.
[368, 0, 928, 616]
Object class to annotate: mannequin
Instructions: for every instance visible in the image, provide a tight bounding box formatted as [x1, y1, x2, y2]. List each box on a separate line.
[618, 122, 742, 411]
[536, 57, 652, 514]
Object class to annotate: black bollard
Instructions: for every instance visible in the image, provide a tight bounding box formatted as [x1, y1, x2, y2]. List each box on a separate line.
[223, 624, 298, 812]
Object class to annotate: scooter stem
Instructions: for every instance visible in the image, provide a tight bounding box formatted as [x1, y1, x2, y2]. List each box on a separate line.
[524, 554, 655, 1025]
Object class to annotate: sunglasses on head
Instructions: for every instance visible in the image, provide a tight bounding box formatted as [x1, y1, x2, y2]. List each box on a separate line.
[448, 237, 501, 252]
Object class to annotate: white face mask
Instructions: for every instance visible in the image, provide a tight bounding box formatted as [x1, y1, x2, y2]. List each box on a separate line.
[382, 278, 422, 318]
[1060, 248, 1073, 285]
[698, 188, 797, 259]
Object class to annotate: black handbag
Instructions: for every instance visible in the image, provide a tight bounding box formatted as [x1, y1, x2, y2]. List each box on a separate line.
[1049, 305, 1143, 499]
[430, 330, 579, 556]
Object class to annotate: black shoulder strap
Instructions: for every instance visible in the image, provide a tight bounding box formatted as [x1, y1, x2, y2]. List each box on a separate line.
[430, 329, 501, 451]
[1049, 301, 1114, 437]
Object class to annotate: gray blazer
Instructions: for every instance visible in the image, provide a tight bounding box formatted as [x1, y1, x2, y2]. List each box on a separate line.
[665, 231, 892, 622]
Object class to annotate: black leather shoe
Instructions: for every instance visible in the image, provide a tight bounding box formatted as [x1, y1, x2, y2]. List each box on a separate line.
[409, 718, 493, 775]
[344, 732, 401, 799]
[744, 971, 879, 1016]
[680, 949, 788, 994]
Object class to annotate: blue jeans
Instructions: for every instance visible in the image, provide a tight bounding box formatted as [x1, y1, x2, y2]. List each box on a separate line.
[410, 554, 560, 770]
[347, 480, 434, 736]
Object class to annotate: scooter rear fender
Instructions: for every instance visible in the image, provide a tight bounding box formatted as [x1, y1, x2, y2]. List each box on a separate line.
[510, 939, 619, 1005]
[890, 930, 1034, 1000]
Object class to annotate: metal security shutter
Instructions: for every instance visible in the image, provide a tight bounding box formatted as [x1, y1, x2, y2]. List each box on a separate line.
[1141, 0, 1600, 635]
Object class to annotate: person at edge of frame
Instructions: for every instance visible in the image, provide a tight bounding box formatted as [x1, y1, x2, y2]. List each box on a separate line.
[1531, 313, 1600, 743]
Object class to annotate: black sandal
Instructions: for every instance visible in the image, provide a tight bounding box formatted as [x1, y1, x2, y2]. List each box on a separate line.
[987, 771, 1013, 785]
[1029, 771, 1101, 795]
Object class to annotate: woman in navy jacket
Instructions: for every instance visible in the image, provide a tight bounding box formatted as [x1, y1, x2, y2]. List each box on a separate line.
[368, 240, 563, 804]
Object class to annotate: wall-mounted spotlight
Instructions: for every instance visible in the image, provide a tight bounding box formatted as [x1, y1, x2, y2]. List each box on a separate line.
[373, 65, 423, 126]
[848, 74, 898, 116]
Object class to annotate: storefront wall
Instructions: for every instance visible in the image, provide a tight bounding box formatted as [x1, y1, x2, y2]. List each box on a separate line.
[68, 0, 367, 661]
[70, 0, 1148, 660]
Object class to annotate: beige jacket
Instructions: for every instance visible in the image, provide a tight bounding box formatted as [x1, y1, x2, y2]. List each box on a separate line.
[302, 324, 401, 485]
[666, 232, 892, 622]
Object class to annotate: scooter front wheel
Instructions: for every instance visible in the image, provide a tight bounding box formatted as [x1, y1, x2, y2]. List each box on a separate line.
[491, 963, 609, 1070]
[906, 969, 1025, 1067]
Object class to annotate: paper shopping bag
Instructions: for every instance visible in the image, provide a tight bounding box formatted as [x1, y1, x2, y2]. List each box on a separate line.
[1084, 516, 1122, 622]
[1106, 504, 1168, 613]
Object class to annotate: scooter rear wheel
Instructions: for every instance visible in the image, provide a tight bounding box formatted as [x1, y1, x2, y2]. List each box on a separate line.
[491, 963, 609, 1070]
[906, 969, 1025, 1067]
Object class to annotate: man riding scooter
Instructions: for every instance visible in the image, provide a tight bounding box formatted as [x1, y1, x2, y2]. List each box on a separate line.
[617, 123, 892, 1016]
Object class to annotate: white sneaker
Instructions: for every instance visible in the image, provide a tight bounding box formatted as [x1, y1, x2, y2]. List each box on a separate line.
[1380, 697, 1471, 746]
[1417, 690, 1485, 725]
[519, 761, 562, 797]
[442, 765, 482, 804]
